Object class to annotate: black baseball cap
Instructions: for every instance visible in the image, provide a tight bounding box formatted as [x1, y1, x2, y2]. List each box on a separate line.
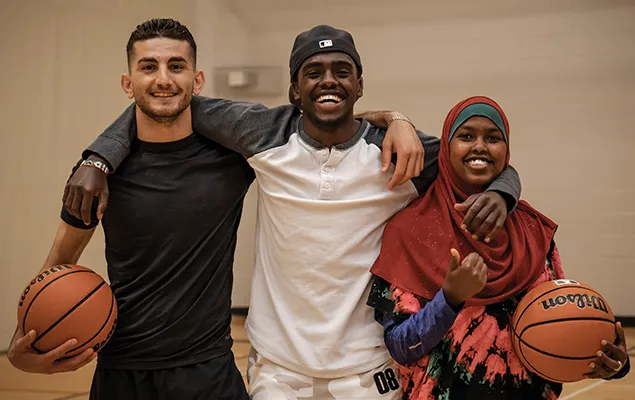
[289, 25, 362, 81]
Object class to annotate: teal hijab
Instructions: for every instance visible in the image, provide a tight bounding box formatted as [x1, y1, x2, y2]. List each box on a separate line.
[448, 103, 508, 143]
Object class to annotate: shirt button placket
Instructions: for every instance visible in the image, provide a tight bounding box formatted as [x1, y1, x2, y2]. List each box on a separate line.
[319, 149, 335, 199]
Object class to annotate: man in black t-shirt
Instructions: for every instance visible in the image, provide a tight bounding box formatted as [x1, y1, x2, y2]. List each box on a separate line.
[7, 19, 252, 400]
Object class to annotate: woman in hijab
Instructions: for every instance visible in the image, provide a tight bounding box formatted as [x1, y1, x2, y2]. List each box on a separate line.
[368, 96, 630, 399]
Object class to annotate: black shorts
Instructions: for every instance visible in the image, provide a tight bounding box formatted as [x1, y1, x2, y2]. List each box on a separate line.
[90, 351, 248, 400]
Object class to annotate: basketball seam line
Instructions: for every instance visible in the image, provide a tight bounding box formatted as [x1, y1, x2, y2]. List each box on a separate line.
[21, 268, 96, 336]
[31, 281, 106, 353]
[512, 285, 609, 333]
[515, 316, 615, 360]
[513, 316, 615, 382]
[517, 343, 565, 382]
[61, 288, 115, 357]
[521, 316, 616, 336]
[515, 331, 585, 383]
[513, 315, 616, 382]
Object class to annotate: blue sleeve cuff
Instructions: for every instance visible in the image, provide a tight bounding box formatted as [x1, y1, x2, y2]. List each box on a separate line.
[383, 288, 460, 365]
[440, 288, 464, 314]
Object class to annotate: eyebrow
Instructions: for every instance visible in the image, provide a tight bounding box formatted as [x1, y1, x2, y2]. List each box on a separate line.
[331, 60, 354, 68]
[137, 56, 189, 64]
[460, 125, 501, 134]
[137, 57, 157, 64]
[302, 62, 323, 70]
[168, 57, 189, 64]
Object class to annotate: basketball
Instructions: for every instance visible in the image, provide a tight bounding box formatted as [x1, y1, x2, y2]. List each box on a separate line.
[511, 279, 616, 383]
[17, 264, 117, 358]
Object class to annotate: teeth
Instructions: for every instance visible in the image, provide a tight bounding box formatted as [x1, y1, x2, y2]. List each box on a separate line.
[152, 93, 176, 97]
[468, 159, 488, 167]
[317, 94, 342, 103]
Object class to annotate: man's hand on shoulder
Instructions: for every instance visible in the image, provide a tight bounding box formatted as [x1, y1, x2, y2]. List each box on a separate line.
[63, 155, 110, 225]
[357, 111, 424, 190]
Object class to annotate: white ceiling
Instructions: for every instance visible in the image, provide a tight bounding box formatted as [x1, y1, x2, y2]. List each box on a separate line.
[220, 0, 635, 33]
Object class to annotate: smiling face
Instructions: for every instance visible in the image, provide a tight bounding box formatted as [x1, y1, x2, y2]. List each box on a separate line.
[121, 38, 204, 124]
[449, 116, 508, 192]
[291, 52, 363, 129]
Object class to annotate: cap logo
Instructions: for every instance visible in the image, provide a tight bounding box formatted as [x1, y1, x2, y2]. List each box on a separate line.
[318, 39, 333, 48]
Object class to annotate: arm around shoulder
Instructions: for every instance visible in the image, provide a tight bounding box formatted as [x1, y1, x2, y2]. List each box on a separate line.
[190, 97, 300, 158]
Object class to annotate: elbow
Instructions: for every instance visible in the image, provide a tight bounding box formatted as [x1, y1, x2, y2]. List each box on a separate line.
[387, 345, 421, 366]
[390, 350, 414, 366]
[384, 335, 422, 366]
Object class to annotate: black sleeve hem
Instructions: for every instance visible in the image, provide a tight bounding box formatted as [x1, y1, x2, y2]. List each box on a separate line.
[604, 356, 631, 380]
[60, 199, 99, 230]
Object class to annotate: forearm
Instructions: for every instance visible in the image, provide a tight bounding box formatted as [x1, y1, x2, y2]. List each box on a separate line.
[355, 110, 400, 128]
[40, 222, 95, 272]
[383, 289, 459, 365]
[355, 110, 413, 129]
[410, 134, 440, 194]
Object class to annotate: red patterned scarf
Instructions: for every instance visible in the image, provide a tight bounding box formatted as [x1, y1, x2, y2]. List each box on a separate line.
[370, 96, 557, 306]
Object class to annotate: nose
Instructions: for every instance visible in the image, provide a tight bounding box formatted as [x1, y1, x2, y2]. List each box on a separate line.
[472, 136, 487, 152]
[320, 69, 337, 88]
[155, 65, 172, 88]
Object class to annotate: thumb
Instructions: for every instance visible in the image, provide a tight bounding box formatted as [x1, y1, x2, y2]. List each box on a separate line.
[449, 248, 461, 272]
[381, 136, 393, 173]
[616, 322, 625, 345]
[455, 194, 477, 212]
[15, 330, 37, 350]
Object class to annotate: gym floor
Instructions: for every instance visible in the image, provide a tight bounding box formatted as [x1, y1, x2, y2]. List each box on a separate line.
[0, 316, 633, 399]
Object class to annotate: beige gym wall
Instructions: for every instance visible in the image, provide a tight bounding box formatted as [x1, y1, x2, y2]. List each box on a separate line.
[1, 0, 634, 349]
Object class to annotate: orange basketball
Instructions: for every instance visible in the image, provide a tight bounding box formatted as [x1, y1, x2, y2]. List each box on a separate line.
[511, 279, 616, 383]
[17, 264, 117, 358]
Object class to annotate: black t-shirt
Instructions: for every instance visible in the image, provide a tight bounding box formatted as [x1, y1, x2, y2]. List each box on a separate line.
[62, 133, 255, 370]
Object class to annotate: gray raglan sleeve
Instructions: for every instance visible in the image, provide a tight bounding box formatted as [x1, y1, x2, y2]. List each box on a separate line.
[190, 97, 299, 159]
[83, 103, 136, 170]
[486, 165, 521, 212]
[83, 97, 300, 172]
[408, 130, 441, 195]
[365, 126, 521, 211]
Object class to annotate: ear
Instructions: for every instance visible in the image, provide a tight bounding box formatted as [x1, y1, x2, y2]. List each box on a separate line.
[357, 76, 364, 98]
[121, 73, 134, 99]
[290, 82, 301, 106]
[193, 69, 206, 95]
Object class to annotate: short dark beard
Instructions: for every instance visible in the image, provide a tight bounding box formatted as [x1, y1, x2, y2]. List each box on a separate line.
[138, 104, 187, 125]
[303, 109, 348, 131]
[136, 91, 191, 125]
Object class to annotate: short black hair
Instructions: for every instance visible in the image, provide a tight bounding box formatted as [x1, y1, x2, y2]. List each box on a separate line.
[126, 18, 197, 67]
